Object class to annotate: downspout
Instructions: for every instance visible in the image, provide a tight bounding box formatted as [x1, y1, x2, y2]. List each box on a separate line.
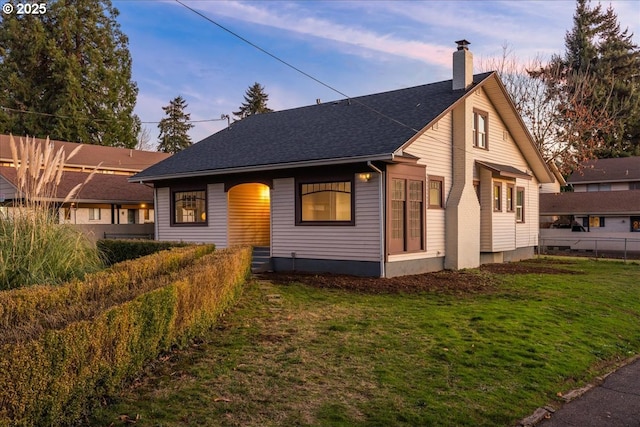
[367, 161, 385, 278]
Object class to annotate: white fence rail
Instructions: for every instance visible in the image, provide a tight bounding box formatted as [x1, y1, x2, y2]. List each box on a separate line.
[539, 229, 640, 261]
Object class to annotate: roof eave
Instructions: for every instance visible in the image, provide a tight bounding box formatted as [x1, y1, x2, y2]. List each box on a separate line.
[131, 153, 396, 183]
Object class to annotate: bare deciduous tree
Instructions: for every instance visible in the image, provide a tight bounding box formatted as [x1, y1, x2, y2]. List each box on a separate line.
[479, 45, 618, 176]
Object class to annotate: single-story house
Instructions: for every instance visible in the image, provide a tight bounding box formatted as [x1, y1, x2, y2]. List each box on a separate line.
[0, 135, 170, 240]
[132, 41, 555, 277]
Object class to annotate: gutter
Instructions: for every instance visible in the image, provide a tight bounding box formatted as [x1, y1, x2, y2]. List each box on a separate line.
[367, 161, 385, 278]
[130, 153, 395, 184]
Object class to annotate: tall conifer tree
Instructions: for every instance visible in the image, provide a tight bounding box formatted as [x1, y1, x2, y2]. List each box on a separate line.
[157, 96, 194, 154]
[0, 0, 139, 147]
[233, 82, 273, 120]
[537, 0, 640, 160]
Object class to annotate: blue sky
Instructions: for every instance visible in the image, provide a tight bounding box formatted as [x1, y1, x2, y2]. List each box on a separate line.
[113, 0, 640, 146]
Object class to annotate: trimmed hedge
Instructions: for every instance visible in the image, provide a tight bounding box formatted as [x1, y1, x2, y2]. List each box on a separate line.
[0, 246, 252, 427]
[97, 239, 190, 266]
[0, 244, 216, 346]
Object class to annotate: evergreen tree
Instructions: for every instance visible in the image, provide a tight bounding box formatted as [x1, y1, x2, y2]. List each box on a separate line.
[536, 0, 640, 160]
[157, 96, 194, 153]
[0, 0, 139, 147]
[233, 82, 273, 120]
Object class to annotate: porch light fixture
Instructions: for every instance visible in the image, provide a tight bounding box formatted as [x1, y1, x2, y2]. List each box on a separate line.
[357, 173, 371, 182]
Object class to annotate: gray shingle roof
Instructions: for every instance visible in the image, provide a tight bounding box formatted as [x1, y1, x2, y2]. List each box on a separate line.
[540, 190, 640, 215]
[133, 72, 494, 181]
[0, 134, 170, 173]
[568, 157, 640, 184]
[0, 167, 154, 203]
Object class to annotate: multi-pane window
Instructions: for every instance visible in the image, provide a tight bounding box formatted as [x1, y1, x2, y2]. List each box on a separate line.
[408, 181, 423, 241]
[428, 177, 444, 208]
[300, 181, 352, 223]
[390, 178, 424, 253]
[516, 187, 525, 222]
[89, 207, 101, 221]
[473, 110, 488, 148]
[493, 183, 502, 211]
[391, 179, 405, 240]
[173, 190, 206, 224]
[506, 185, 514, 212]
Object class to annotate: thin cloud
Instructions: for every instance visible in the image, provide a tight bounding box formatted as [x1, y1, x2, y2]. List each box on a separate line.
[181, 0, 453, 67]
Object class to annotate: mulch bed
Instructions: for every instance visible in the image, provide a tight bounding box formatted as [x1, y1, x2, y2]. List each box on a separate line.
[257, 259, 580, 295]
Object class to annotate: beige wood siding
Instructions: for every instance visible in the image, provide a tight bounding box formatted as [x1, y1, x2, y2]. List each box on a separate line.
[470, 88, 532, 178]
[271, 176, 381, 262]
[479, 168, 493, 251]
[470, 88, 539, 252]
[209, 184, 228, 247]
[403, 114, 453, 258]
[228, 183, 270, 246]
[156, 184, 226, 245]
[516, 178, 540, 248]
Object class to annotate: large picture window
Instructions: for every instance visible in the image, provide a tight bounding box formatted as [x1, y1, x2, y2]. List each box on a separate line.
[173, 190, 207, 225]
[299, 180, 352, 224]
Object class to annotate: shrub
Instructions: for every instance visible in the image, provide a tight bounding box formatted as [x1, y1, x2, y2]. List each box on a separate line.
[0, 246, 252, 427]
[97, 239, 190, 266]
[0, 212, 103, 290]
[0, 136, 102, 290]
[0, 244, 215, 346]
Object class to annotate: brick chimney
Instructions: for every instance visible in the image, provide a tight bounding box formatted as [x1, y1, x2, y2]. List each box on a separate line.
[452, 39, 473, 90]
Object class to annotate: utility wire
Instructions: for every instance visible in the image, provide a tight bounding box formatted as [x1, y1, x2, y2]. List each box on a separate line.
[0, 106, 228, 125]
[173, 2, 511, 162]
[174, 0, 421, 134]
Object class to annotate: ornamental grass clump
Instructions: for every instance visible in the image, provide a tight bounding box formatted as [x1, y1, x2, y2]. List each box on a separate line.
[0, 135, 103, 289]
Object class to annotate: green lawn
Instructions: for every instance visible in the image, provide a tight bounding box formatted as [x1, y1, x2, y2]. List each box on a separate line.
[91, 258, 640, 427]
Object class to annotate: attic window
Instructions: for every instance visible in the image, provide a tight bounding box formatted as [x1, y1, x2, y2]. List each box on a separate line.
[473, 109, 488, 149]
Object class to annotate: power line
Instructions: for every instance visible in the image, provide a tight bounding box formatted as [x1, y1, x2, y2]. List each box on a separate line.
[0, 106, 228, 125]
[172, 3, 514, 162]
[174, 0, 421, 134]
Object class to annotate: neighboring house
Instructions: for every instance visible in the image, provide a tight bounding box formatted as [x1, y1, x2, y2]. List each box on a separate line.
[539, 157, 640, 253]
[0, 135, 170, 240]
[132, 41, 554, 277]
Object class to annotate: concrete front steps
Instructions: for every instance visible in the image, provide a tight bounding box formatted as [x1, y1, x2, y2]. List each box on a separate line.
[251, 246, 272, 273]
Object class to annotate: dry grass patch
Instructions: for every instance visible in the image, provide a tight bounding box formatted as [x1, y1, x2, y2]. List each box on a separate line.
[91, 259, 640, 427]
